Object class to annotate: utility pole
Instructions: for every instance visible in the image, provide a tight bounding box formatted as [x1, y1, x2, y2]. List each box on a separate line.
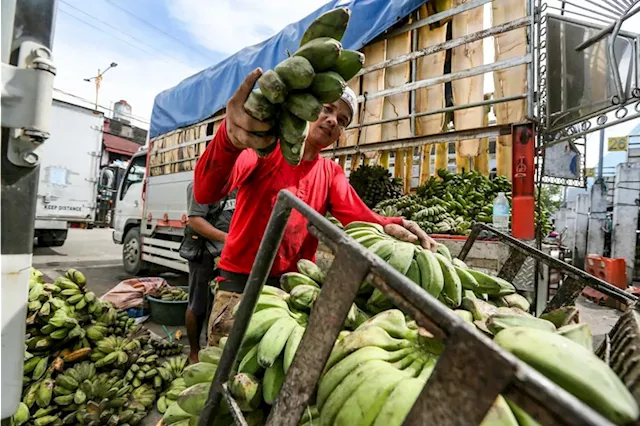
[84, 62, 117, 111]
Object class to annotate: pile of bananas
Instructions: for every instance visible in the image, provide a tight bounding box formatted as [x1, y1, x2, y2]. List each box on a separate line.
[13, 267, 190, 426]
[150, 337, 184, 357]
[348, 164, 403, 208]
[343, 221, 515, 314]
[156, 286, 188, 302]
[373, 169, 554, 237]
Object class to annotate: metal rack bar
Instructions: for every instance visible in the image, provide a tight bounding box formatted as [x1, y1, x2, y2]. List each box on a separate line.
[457, 223, 638, 307]
[198, 191, 619, 426]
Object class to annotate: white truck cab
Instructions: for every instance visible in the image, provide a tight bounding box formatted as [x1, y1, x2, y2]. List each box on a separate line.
[112, 147, 191, 275]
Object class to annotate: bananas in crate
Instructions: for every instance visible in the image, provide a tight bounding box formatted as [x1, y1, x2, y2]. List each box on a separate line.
[243, 7, 362, 165]
[348, 164, 403, 209]
[158, 285, 189, 302]
[150, 338, 185, 357]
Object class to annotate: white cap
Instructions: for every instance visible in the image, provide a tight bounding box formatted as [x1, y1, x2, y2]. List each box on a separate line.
[340, 86, 358, 125]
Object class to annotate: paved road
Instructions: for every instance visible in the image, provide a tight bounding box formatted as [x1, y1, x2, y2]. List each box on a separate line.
[33, 228, 121, 268]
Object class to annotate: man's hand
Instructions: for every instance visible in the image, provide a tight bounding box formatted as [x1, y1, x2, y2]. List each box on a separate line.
[384, 220, 437, 251]
[226, 68, 277, 150]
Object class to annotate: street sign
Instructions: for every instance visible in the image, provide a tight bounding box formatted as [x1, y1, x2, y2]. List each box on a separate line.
[608, 136, 628, 151]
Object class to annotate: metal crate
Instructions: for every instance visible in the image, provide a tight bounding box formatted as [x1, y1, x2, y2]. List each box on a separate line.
[197, 191, 629, 426]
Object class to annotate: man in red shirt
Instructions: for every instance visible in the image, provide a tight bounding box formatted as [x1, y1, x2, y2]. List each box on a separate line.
[194, 68, 436, 345]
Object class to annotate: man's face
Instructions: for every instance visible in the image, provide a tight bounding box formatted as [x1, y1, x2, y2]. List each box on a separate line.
[306, 99, 352, 150]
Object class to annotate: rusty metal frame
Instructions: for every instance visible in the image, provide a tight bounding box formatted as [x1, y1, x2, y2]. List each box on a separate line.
[198, 190, 618, 426]
[458, 223, 639, 311]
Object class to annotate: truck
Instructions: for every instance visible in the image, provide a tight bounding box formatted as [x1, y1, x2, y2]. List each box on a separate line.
[33, 99, 103, 247]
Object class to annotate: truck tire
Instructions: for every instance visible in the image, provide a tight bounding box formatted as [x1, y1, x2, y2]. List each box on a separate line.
[37, 230, 68, 247]
[122, 227, 149, 275]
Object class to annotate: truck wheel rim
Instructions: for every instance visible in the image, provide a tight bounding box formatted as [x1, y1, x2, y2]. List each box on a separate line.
[124, 238, 140, 264]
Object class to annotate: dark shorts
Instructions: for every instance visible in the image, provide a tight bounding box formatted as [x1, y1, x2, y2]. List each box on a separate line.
[187, 252, 217, 316]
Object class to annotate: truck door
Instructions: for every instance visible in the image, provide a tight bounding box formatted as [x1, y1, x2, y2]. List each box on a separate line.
[112, 153, 146, 243]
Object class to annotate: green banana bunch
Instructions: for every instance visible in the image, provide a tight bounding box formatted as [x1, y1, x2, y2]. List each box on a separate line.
[157, 285, 189, 301]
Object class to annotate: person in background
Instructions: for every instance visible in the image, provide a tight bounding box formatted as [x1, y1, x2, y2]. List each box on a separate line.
[194, 68, 436, 346]
[184, 182, 236, 362]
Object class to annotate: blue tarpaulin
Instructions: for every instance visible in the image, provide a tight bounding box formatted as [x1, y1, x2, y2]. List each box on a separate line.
[149, 0, 425, 138]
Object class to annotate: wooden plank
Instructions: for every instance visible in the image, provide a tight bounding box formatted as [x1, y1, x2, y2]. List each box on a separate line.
[351, 154, 362, 171]
[380, 151, 390, 169]
[415, 4, 449, 182]
[420, 144, 432, 183]
[435, 142, 449, 177]
[338, 155, 347, 171]
[344, 75, 362, 147]
[452, 0, 484, 162]
[359, 41, 386, 146]
[381, 32, 412, 143]
[493, 0, 527, 180]
[475, 98, 491, 175]
[394, 150, 404, 180]
[404, 148, 413, 193]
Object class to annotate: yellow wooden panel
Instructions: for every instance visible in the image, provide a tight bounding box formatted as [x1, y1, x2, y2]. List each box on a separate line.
[493, 0, 527, 179]
[338, 155, 347, 170]
[404, 148, 413, 193]
[475, 100, 491, 175]
[344, 76, 362, 147]
[380, 151, 390, 169]
[359, 42, 386, 145]
[381, 32, 412, 142]
[394, 149, 404, 179]
[452, 0, 484, 158]
[351, 154, 362, 171]
[435, 142, 448, 177]
[420, 144, 432, 183]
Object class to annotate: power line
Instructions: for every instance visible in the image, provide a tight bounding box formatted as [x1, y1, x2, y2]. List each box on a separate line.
[54, 88, 151, 125]
[60, 0, 188, 66]
[102, 0, 216, 61]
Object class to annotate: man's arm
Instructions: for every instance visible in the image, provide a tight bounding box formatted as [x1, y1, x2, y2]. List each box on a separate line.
[193, 119, 258, 204]
[188, 216, 227, 243]
[194, 68, 276, 204]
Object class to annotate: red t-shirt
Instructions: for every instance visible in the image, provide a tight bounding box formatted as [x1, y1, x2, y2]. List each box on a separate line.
[193, 119, 403, 277]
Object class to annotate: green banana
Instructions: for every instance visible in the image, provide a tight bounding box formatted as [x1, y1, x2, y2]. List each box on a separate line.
[239, 344, 262, 376]
[556, 323, 593, 350]
[255, 294, 291, 313]
[261, 285, 289, 299]
[297, 259, 326, 284]
[262, 357, 286, 405]
[435, 243, 452, 261]
[299, 7, 350, 46]
[344, 221, 384, 233]
[405, 259, 420, 285]
[317, 347, 417, 409]
[494, 327, 639, 424]
[258, 316, 298, 368]
[486, 314, 556, 335]
[283, 325, 305, 373]
[229, 373, 262, 411]
[355, 309, 415, 340]
[32, 357, 49, 380]
[414, 248, 444, 298]
[371, 377, 427, 426]
[24, 356, 42, 374]
[289, 285, 321, 311]
[369, 240, 395, 262]
[434, 252, 462, 307]
[480, 395, 519, 426]
[324, 326, 415, 372]
[467, 269, 516, 296]
[386, 242, 415, 275]
[539, 306, 579, 328]
[319, 360, 404, 426]
[505, 397, 541, 426]
[280, 272, 320, 293]
[455, 266, 480, 290]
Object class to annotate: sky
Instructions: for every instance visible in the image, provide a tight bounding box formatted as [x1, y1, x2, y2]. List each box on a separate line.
[50, 0, 330, 128]
[50, 0, 638, 167]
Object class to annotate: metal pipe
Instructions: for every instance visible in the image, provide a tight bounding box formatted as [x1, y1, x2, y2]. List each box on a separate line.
[357, 55, 532, 103]
[547, 6, 613, 25]
[598, 129, 605, 179]
[582, 0, 627, 16]
[600, 0, 629, 15]
[526, 0, 534, 119]
[198, 196, 292, 425]
[608, 11, 628, 103]
[321, 124, 513, 158]
[559, 0, 619, 21]
[359, 16, 531, 77]
[346, 94, 526, 131]
[369, 0, 492, 44]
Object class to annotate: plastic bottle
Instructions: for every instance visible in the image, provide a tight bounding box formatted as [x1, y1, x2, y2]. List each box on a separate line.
[492, 192, 510, 234]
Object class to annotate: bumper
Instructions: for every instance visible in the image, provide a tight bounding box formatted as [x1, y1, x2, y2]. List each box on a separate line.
[112, 230, 124, 244]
